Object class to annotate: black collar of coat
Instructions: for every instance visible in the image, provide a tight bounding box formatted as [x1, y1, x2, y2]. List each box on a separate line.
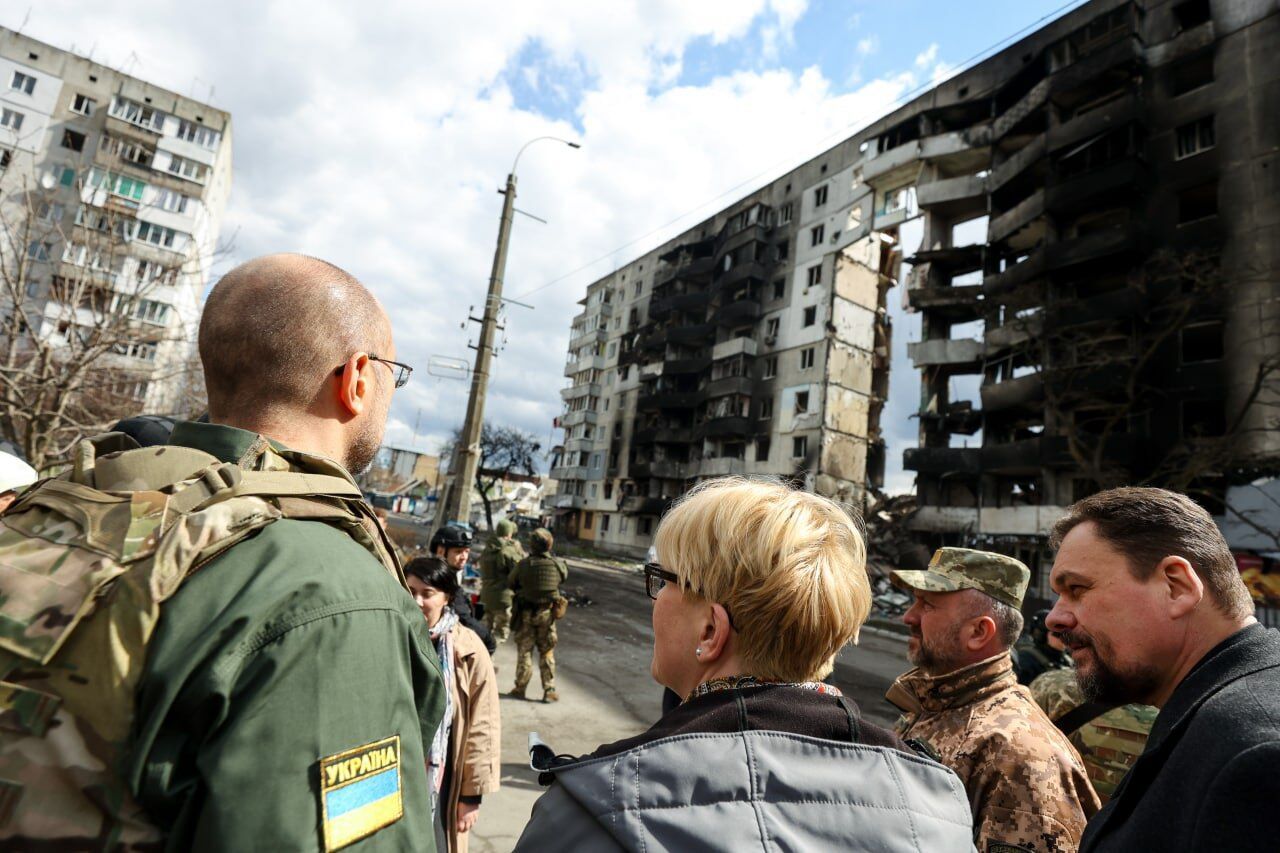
[1146, 623, 1279, 755]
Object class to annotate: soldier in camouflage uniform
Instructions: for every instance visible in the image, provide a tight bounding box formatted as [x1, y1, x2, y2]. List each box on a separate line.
[887, 547, 1100, 853]
[1030, 666, 1157, 805]
[507, 528, 568, 702]
[479, 519, 524, 642]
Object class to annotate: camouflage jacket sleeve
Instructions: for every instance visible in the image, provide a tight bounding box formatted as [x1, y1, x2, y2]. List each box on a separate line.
[968, 729, 1099, 853]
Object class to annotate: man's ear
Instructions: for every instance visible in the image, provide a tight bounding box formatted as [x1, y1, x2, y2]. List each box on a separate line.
[336, 352, 370, 417]
[1160, 556, 1205, 619]
[967, 615, 997, 650]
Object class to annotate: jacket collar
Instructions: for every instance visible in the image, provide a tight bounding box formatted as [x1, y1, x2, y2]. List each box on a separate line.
[1145, 623, 1279, 754]
[169, 421, 359, 486]
[887, 651, 1016, 715]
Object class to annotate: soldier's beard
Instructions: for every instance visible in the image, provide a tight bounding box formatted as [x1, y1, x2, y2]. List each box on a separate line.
[908, 629, 966, 676]
[1059, 629, 1162, 705]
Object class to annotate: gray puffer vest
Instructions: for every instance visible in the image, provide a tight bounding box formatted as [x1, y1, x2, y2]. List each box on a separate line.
[514, 727, 975, 851]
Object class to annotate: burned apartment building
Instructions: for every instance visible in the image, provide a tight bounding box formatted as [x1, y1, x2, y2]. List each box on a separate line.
[551, 169, 896, 556]
[897, 0, 1278, 601]
[552, 0, 1279, 573]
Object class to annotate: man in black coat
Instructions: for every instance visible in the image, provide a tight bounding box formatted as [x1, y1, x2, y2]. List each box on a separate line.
[1045, 487, 1279, 853]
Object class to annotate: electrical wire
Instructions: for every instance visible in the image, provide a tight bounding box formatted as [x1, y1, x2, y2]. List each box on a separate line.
[510, 0, 1092, 302]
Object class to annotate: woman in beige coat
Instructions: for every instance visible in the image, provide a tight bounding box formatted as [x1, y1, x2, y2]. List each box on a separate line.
[405, 556, 502, 853]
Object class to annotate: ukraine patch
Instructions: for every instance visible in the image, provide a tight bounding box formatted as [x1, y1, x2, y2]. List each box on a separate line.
[318, 735, 403, 851]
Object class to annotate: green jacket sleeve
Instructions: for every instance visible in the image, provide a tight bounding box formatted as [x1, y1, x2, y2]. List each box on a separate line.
[196, 608, 444, 851]
[131, 522, 447, 852]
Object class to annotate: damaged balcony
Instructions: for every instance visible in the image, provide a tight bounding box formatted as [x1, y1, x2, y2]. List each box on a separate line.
[703, 375, 755, 399]
[560, 382, 601, 401]
[916, 173, 989, 219]
[637, 390, 699, 411]
[712, 337, 759, 360]
[632, 425, 693, 445]
[981, 372, 1045, 412]
[903, 446, 982, 475]
[988, 188, 1046, 246]
[696, 416, 752, 439]
[621, 496, 673, 516]
[714, 299, 762, 326]
[907, 338, 984, 369]
[919, 400, 982, 436]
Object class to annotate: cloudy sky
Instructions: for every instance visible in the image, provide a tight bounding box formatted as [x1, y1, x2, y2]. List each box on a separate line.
[13, 0, 1083, 491]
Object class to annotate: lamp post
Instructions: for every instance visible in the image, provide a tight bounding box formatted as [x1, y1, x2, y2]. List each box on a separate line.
[434, 136, 580, 534]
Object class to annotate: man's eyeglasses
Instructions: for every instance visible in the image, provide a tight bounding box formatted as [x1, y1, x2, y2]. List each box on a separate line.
[644, 561, 735, 629]
[333, 354, 413, 389]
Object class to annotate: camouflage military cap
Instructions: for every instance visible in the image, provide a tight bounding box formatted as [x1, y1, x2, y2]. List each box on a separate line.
[891, 546, 1029, 609]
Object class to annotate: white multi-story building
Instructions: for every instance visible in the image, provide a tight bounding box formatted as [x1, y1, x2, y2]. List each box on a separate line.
[0, 27, 232, 415]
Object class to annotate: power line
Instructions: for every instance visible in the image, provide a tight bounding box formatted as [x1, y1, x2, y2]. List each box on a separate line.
[511, 0, 1091, 302]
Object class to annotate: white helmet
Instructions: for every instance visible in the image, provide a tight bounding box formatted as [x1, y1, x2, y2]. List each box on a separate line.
[0, 451, 37, 494]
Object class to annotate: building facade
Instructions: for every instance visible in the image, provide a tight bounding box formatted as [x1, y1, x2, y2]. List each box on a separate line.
[0, 27, 232, 417]
[552, 0, 1279, 580]
[551, 162, 895, 556]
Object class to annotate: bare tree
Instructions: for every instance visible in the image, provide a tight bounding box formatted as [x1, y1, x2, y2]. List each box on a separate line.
[441, 422, 541, 531]
[1027, 248, 1280, 534]
[0, 159, 219, 470]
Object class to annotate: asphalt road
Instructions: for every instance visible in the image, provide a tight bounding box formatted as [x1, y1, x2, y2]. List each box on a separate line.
[467, 558, 911, 852]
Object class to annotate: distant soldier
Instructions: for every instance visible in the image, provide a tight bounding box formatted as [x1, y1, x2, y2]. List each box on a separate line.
[887, 547, 1100, 853]
[1030, 666, 1157, 805]
[508, 528, 568, 702]
[1014, 608, 1073, 685]
[479, 519, 524, 642]
[431, 524, 495, 654]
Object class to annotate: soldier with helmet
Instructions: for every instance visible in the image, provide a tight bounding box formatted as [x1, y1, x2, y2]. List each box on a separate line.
[478, 519, 524, 643]
[431, 524, 495, 654]
[507, 528, 568, 703]
[1014, 608, 1074, 685]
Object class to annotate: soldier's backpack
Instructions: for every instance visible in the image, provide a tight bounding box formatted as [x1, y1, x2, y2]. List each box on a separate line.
[0, 433, 404, 849]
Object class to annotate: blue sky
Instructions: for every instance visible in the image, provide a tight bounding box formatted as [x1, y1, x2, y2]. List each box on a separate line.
[16, 0, 1091, 493]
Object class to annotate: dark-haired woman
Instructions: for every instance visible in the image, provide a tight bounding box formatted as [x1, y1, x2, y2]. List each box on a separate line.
[404, 556, 500, 853]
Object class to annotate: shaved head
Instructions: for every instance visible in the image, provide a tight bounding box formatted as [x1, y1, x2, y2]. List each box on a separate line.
[199, 253, 391, 422]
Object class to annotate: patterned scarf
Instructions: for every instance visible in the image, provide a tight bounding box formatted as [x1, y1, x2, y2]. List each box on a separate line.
[427, 608, 458, 796]
[684, 675, 844, 704]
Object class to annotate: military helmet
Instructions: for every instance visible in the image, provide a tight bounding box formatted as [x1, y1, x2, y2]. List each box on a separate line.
[1030, 608, 1052, 646]
[495, 519, 517, 537]
[530, 527, 553, 554]
[431, 524, 473, 551]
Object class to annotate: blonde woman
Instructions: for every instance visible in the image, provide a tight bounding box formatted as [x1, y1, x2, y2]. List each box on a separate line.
[515, 478, 973, 852]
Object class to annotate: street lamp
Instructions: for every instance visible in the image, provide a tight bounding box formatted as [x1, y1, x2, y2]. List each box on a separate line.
[435, 136, 581, 535]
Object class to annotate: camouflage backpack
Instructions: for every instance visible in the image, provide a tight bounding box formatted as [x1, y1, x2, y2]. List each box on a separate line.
[0, 432, 404, 849]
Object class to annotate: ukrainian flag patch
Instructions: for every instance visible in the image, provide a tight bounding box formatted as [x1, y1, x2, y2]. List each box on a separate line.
[319, 735, 403, 851]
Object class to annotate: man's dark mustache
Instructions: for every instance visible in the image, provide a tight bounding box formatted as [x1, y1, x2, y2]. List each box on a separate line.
[1055, 630, 1092, 648]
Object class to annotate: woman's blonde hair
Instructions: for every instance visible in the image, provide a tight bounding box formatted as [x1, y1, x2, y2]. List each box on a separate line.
[653, 477, 871, 682]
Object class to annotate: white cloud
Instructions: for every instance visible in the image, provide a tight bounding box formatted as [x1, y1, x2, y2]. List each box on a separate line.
[914, 43, 939, 68]
[13, 0, 917, 463]
[857, 36, 879, 56]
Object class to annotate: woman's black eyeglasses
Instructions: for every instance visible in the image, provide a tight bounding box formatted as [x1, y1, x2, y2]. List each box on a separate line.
[333, 354, 413, 388]
[644, 562, 678, 601]
[644, 561, 735, 629]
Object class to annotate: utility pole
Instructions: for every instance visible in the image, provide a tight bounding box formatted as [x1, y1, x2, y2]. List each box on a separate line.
[436, 173, 516, 534]
[433, 137, 579, 536]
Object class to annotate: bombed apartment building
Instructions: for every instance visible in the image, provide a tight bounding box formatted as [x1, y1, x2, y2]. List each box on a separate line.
[896, 0, 1279, 601]
[552, 0, 1280, 573]
[551, 162, 896, 556]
